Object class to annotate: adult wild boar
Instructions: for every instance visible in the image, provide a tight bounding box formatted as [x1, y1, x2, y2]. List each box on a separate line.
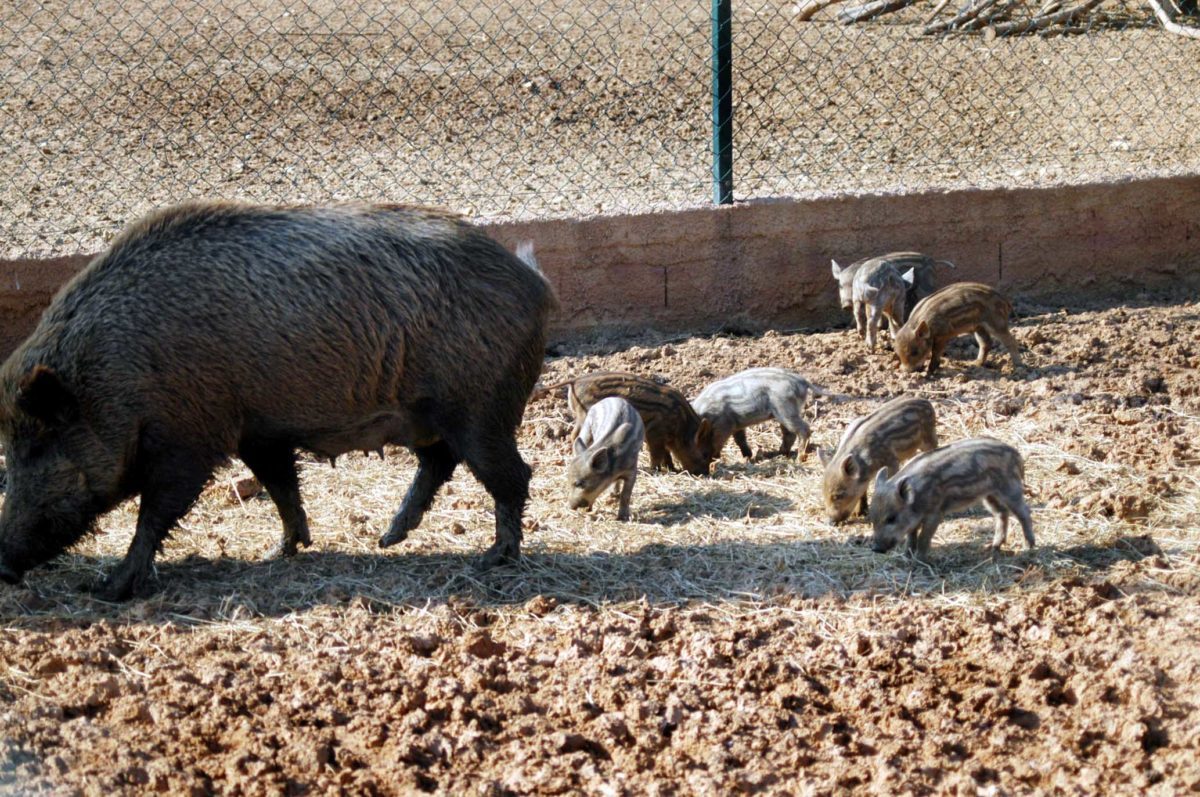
[0, 201, 556, 600]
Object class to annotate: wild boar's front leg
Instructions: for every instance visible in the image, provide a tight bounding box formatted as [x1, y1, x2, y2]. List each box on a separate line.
[912, 512, 943, 562]
[239, 440, 310, 559]
[95, 444, 217, 601]
[380, 441, 459, 548]
[926, 339, 949, 377]
[616, 475, 636, 522]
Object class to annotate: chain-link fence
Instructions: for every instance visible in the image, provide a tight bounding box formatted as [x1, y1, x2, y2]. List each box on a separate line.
[2, 0, 1198, 257]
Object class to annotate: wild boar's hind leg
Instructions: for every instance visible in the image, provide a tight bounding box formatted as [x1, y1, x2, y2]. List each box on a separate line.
[996, 487, 1036, 550]
[95, 446, 218, 601]
[983, 496, 1009, 552]
[379, 441, 459, 548]
[464, 434, 531, 568]
[973, 330, 992, 367]
[988, 324, 1024, 368]
[239, 440, 310, 559]
[773, 404, 810, 460]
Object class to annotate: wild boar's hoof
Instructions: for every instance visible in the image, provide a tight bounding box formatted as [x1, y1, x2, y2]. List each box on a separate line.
[476, 541, 521, 570]
[0, 561, 20, 585]
[91, 569, 153, 603]
[262, 538, 306, 561]
[378, 524, 408, 549]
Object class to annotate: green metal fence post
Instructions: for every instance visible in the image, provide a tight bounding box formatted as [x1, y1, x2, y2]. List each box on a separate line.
[712, 0, 733, 205]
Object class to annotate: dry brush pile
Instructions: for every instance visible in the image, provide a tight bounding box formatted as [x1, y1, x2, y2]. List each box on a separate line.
[0, 294, 1197, 793]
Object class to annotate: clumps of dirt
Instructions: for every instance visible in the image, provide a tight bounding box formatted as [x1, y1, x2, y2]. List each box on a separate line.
[1, 576, 1198, 794]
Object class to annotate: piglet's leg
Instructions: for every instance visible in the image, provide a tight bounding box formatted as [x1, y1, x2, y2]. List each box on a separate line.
[988, 324, 1024, 368]
[732, 430, 753, 460]
[914, 513, 942, 561]
[616, 474, 636, 522]
[773, 402, 810, 460]
[983, 496, 1009, 553]
[996, 487, 1036, 550]
[973, 331, 992, 367]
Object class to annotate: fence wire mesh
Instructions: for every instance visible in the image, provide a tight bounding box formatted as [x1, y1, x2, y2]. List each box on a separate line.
[2, 0, 1198, 257]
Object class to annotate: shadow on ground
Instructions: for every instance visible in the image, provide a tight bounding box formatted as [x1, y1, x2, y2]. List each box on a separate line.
[0, 531, 1174, 630]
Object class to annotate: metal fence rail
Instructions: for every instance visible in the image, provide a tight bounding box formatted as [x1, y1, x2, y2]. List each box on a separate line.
[2, 0, 1198, 256]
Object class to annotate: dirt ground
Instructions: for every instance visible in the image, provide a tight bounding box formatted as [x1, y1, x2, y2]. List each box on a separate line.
[2, 0, 1200, 256]
[0, 294, 1197, 794]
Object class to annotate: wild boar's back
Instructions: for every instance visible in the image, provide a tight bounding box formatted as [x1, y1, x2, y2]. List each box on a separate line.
[3, 201, 556, 457]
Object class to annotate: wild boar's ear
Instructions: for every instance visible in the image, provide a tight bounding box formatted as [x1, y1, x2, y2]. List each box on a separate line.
[901, 268, 915, 285]
[841, 455, 859, 479]
[16, 365, 78, 426]
[610, 422, 634, 448]
[696, 418, 713, 444]
[915, 320, 930, 340]
[590, 446, 612, 472]
[573, 436, 588, 457]
[830, 260, 842, 278]
[874, 467, 890, 493]
[897, 477, 916, 506]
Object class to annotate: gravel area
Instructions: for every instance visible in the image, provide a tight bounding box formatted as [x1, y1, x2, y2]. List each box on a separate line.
[2, 0, 1199, 256]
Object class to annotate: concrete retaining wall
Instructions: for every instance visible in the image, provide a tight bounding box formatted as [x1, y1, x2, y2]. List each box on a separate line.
[1, 176, 1197, 357]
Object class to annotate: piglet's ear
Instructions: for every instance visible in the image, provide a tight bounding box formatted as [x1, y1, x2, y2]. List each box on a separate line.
[590, 446, 612, 472]
[874, 467, 890, 494]
[897, 477, 916, 506]
[16, 365, 78, 426]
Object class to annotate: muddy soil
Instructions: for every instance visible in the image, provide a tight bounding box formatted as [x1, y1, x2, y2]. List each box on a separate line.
[0, 296, 1198, 794]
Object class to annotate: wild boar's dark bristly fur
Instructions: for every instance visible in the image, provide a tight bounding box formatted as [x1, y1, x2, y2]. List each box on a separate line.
[0, 200, 557, 599]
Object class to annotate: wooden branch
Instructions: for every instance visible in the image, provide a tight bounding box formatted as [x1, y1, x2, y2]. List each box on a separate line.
[792, 0, 849, 21]
[924, 0, 955, 22]
[1146, 0, 1200, 37]
[971, 0, 1023, 28]
[989, 0, 1105, 34]
[924, 0, 999, 32]
[837, 0, 918, 23]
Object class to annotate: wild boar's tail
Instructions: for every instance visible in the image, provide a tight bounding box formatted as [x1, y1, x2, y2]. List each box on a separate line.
[935, 259, 957, 269]
[516, 241, 539, 272]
